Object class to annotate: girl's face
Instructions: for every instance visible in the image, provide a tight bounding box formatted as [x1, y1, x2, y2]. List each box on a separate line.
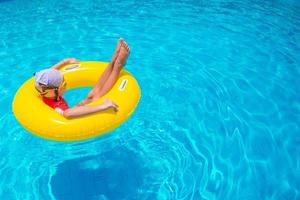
[36, 78, 67, 99]
[42, 87, 65, 99]
[43, 89, 56, 99]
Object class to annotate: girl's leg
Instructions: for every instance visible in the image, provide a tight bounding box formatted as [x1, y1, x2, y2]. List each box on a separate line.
[88, 38, 123, 97]
[76, 39, 123, 106]
[91, 42, 130, 100]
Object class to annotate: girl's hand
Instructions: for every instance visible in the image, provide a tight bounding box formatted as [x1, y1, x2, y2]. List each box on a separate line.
[65, 58, 80, 64]
[102, 99, 119, 112]
[51, 58, 80, 70]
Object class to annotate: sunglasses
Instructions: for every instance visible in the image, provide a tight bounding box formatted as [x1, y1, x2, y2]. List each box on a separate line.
[60, 79, 67, 89]
[35, 79, 67, 95]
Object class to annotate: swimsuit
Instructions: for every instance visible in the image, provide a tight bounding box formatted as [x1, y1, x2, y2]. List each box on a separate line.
[42, 96, 69, 115]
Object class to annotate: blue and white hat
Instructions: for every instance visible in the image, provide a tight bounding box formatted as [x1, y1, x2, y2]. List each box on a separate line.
[35, 69, 63, 87]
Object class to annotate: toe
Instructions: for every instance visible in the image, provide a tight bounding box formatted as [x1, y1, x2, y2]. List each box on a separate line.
[118, 38, 124, 46]
[116, 39, 123, 51]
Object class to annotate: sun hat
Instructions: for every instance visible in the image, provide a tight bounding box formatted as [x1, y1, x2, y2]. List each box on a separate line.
[34, 69, 63, 87]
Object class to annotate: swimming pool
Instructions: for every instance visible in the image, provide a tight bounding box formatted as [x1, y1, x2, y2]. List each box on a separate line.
[0, 0, 299, 199]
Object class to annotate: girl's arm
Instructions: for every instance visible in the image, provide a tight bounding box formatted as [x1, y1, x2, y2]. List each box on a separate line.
[63, 99, 118, 119]
[51, 58, 80, 70]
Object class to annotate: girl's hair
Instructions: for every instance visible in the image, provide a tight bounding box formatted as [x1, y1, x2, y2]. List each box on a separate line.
[54, 87, 59, 101]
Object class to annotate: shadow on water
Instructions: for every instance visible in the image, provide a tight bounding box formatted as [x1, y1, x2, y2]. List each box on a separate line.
[51, 146, 144, 200]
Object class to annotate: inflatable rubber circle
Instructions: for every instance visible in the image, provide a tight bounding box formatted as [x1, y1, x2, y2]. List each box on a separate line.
[12, 61, 141, 141]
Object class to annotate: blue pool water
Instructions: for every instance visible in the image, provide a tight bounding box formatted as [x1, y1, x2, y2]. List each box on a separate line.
[0, 0, 299, 199]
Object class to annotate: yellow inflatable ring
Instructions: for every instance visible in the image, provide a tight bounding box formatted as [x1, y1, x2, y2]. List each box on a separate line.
[12, 61, 141, 141]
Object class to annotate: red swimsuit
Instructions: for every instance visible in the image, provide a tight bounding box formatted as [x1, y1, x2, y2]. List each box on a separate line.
[42, 96, 69, 114]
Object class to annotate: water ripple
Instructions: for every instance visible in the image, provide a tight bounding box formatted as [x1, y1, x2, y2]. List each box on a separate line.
[0, 0, 300, 199]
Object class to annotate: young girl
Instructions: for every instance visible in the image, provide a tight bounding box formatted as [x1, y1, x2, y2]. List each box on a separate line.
[34, 38, 130, 119]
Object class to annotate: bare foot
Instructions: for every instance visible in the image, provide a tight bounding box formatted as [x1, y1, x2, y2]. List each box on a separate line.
[115, 41, 130, 68]
[111, 38, 123, 62]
